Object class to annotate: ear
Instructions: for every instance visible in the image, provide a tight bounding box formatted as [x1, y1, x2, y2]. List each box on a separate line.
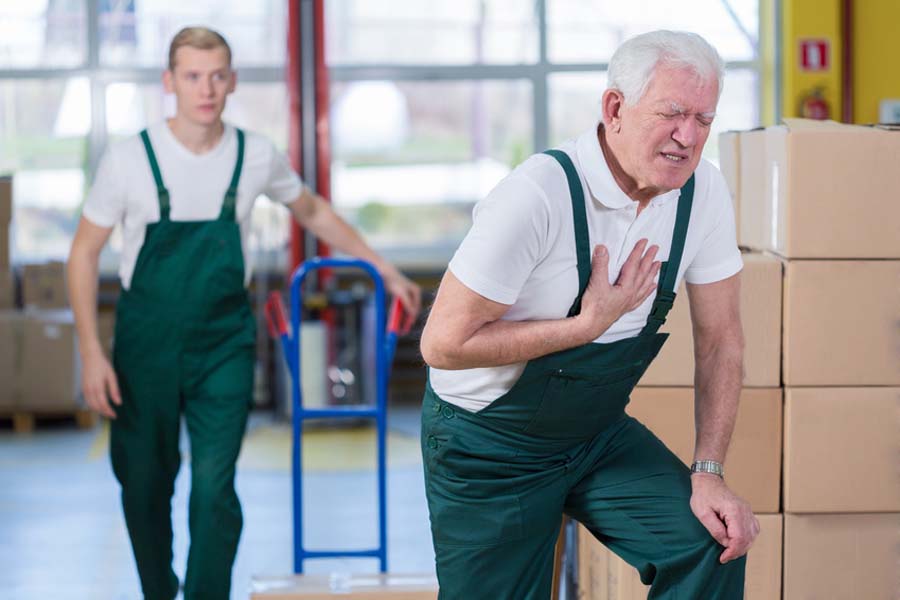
[162, 69, 175, 94]
[227, 70, 237, 94]
[601, 89, 625, 133]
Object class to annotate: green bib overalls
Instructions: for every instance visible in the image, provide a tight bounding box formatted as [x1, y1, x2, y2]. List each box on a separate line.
[110, 128, 256, 600]
[421, 150, 746, 599]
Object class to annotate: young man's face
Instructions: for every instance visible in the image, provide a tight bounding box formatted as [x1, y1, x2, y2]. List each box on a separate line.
[609, 64, 719, 194]
[163, 46, 235, 126]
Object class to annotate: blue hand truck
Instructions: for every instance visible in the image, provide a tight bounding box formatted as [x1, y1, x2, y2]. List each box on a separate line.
[265, 257, 410, 574]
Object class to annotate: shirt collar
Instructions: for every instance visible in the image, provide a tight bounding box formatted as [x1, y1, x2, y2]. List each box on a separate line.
[575, 121, 680, 209]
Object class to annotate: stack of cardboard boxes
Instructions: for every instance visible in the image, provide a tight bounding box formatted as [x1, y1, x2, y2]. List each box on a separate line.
[575, 119, 899, 599]
[0, 176, 111, 428]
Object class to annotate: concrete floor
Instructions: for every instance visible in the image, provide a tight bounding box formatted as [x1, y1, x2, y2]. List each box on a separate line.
[0, 406, 435, 600]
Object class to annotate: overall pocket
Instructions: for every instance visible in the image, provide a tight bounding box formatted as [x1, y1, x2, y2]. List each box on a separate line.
[522, 361, 646, 439]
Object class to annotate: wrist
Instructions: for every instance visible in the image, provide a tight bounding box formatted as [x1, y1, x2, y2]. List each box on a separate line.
[690, 459, 724, 479]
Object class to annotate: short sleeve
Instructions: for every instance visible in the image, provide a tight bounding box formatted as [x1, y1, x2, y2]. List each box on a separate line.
[264, 143, 305, 204]
[448, 175, 551, 305]
[81, 148, 126, 228]
[683, 167, 743, 285]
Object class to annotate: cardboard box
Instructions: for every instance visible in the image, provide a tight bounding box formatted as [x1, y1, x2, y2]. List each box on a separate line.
[783, 387, 900, 513]
[783, 513, 899, 599]
[752, 119, 900, 258]
[737, 129, 767, 251]
[250, 574, 438, 599]
[20, 310, 82, 410]
[0, 176, 10, 270]
[0, 270, 14, 309]
[717, 130, 740, 238]
[627, 388, 782, 512]
[0, 311, 24, 410]
[576, 514, 782, 599]
[638, 253, 781, 387]
[22, 262, 68, 309]
[782, 260, 900, 386]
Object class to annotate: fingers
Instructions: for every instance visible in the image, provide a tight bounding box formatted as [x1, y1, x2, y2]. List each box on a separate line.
[589, 245, 611, 289]
[616, 239, 648, 285]
[107, 370, 122, 408]
[695, 509, 729, 548]
[719, 508, 758, 563]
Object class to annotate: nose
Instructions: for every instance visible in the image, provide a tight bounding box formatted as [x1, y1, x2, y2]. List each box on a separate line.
[202, 77, 214, 97]
[672, 116, 698, 148]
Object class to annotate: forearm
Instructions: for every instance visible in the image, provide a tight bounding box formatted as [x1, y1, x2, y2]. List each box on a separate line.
[422, 311, 604, 370]
[692, 336, 744, 463]
[67, 249, 103, 358]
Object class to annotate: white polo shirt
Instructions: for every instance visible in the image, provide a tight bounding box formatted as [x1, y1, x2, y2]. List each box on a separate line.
[82, 121, 304, 289]
[430, 124, 743, 413]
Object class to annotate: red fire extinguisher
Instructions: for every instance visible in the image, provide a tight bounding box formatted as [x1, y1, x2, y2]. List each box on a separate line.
[800, 88, 831, 120]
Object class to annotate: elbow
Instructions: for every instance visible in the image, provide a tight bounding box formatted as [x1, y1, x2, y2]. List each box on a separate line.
[420, 331, 462, 370]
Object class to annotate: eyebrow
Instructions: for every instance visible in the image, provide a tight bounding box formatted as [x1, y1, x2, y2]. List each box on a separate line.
[663, 102, 716, 119]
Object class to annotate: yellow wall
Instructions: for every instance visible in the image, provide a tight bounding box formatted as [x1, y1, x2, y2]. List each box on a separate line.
[781, 0, 843, 119]
[759, 0, 778, 125]
[853, 1, 900, 123]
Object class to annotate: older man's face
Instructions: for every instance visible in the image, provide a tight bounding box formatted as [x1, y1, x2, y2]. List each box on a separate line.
[617, 64, 719, 193]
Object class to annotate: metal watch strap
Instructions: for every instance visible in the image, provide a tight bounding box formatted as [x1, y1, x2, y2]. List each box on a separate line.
[691, 460, 724, 478]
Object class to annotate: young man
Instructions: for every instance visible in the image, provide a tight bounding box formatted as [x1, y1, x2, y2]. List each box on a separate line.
[67, 27, 420, 600]
[420, 31, 758, 598]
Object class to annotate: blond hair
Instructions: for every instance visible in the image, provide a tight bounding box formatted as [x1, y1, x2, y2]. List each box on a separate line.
[168, 26, 232, 71]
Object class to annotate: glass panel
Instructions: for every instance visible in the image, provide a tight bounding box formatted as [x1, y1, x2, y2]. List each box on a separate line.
[330, 79, 532, 266]
[0, 0, 87, 68]
[548, 0, 759, 63]
[99, 0, 287, 67]
[549, 69, 759, 163]
[548, 71, 608, 145]
[0, 77, 90, 263]
[326, 0, 538, 65]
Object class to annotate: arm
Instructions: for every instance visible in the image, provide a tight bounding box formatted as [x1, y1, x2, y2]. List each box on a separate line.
[286, 188, 421, 318]
[421, 241, 661, 370]
[67, 217, 121, 418]
[686, 273, 759, 562]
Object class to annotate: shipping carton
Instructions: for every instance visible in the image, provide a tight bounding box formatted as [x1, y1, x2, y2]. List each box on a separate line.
[783, 513, 900, 599]
[20, 310, 82, 410]
[783, 387, 900, 513]
[250, 574, 438, 599]
[751, 119, 900, 258]
[717, 130, 741, 238]
[576, 514, 782, 599]
[782, 260, 900, 386]
[638, 253, 781, 387]
[627, 388, 782, 513]
[0, 311, 24, 409]
[22, 262, 68, 309]
[0, 176, 10, 270]
[737, 129, 767, 251]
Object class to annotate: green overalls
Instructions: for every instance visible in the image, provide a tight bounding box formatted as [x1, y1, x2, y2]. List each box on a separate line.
[111, 129, 256, 600]
[421, 150, 746, 599]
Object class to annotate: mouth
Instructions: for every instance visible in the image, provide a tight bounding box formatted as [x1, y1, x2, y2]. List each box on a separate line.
[660, 151, 689, 163]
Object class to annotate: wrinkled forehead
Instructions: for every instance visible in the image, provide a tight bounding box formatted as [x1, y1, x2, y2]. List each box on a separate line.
[643, 65, 719, 112]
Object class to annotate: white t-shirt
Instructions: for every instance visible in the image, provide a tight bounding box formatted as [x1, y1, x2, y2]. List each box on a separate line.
[82, 121, 304, 289]
[430, 124, 743, 413]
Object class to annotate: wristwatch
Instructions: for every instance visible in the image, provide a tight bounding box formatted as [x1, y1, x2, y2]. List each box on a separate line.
[690, 460, 724, 479]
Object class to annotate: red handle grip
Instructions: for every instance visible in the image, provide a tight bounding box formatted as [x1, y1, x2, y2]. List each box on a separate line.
[265, 292, 289, 338]
[387, 296, 413, 336]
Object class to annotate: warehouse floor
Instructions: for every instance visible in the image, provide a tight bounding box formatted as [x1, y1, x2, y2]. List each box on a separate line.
[0, 407, 435, 600]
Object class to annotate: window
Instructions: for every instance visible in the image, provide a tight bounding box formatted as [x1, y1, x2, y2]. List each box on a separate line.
[327, 0, 762, 267]
[0, 0, 289, 270]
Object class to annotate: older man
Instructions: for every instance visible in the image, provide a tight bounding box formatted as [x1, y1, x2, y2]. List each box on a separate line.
[420, 30, 758, 599]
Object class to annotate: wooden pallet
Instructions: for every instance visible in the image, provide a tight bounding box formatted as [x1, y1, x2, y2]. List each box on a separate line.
[0, 408, 97, 433]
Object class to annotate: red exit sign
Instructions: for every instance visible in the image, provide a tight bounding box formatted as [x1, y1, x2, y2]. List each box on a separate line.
[799, 39, 830, 72]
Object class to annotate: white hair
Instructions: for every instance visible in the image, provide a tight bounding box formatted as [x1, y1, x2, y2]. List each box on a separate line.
[607, 30, 725, 106]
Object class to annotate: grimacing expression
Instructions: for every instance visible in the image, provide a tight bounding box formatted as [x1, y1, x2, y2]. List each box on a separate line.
[616, 64, 719, 193]
[164, 46, 235, 126]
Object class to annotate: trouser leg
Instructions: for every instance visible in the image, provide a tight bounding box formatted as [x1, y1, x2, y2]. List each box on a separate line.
[565, 416, 746, 599]
[181, 348, 253, 600]
[111, 367, 182, 600]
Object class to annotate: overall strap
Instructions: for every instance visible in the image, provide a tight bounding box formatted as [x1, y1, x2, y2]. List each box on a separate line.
[640, 174, 695, 336]
[140, 129, 170, 220]
[219, 128, 245, 221]
[542, 150, 591, 317]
